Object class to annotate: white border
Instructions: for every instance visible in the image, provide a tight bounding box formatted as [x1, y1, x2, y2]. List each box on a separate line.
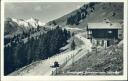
[1, 0, 127, 81]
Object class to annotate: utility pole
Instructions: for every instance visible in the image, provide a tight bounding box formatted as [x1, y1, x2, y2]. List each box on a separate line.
[65, 57, 68, 64]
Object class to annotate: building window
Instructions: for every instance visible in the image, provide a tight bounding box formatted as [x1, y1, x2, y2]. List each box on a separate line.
[88, 30, 92, 34]
[101, 40, 104, 46]
[108, 30, 112, 34]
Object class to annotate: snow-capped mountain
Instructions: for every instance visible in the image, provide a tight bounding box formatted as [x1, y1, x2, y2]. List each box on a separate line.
[4, 17, 45, 35]
[12, 18, 45, 28]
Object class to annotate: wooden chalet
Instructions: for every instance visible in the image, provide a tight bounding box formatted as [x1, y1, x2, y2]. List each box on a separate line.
[87, 22, 122, 47]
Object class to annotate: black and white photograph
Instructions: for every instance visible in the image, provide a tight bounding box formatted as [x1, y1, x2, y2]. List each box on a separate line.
[0, 0, 127, 80]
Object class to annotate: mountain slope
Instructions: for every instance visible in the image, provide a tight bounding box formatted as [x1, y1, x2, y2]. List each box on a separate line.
[9, 33, 92, 76]
[47, 2, 123, 28]
[60, 41, 123, 75]
[5, 2, 123, 76]
[4, 26, 71, 75]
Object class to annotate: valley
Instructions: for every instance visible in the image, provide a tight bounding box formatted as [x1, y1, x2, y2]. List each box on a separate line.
[4, 2, 123, 76]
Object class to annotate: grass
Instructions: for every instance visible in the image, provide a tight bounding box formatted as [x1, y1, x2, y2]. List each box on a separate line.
[58, 42, 123, 75]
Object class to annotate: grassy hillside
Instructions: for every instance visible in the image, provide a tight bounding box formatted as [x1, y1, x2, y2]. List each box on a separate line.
[59, 41, 123, 75]
[47, 2, 123, 28]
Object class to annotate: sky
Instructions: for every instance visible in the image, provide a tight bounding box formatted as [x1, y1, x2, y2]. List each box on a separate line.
[5, 2, 86, 23]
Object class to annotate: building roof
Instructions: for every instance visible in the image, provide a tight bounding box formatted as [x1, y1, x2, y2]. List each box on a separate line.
[87, 22, 122, 29]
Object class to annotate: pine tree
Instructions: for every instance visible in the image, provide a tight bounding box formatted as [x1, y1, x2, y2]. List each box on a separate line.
[71, 39, 76, 50]
[52, 20, 57, 25]
[4, 27, 71, 75]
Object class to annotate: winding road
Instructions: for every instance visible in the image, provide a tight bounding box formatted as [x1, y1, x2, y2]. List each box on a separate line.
[9, 33, 92, 76]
